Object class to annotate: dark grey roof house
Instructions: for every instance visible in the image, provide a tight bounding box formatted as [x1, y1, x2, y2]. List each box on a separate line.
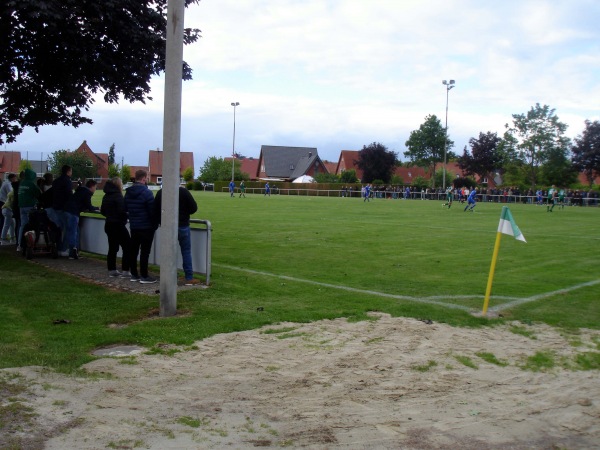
[257, 145, 329, 181]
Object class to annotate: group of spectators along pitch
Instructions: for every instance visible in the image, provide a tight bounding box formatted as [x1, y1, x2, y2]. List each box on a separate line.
[0, 166, 199, 286]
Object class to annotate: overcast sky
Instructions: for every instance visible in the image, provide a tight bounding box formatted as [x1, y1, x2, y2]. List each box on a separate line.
[4, 0, 600, 174]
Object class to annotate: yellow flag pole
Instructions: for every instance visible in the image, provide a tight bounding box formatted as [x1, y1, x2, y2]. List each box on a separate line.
[482, 231, 503, 316]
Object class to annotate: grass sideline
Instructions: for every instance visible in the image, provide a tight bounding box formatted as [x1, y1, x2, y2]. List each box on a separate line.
[1, 191, 598, 373]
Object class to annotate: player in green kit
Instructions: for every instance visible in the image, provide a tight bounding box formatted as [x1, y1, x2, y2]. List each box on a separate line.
[558, 188, 565, 209]
[547, 185, 557, 212]
[442, 186, 453, 209]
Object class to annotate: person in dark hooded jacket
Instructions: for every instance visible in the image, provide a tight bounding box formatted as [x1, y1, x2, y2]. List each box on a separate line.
[124, 169, 156, 283]
[101, 178, 131, 277]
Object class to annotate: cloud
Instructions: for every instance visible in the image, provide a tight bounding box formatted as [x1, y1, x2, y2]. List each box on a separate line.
[4, 0, 600, 171]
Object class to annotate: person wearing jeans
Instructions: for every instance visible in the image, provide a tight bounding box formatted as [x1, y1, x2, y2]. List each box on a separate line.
[154, 185, 198, 285]
[17, 168, 40, 250]
[124, 170, 156, 284]
[63, 179, 99, 259]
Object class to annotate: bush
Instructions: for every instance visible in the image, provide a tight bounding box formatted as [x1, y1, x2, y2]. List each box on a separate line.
[186, 181, 194, 190]
[193, 180, 203, 190]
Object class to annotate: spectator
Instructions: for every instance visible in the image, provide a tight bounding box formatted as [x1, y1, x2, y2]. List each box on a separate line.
[124, 169, 157, 284]
[101, 178, 131, 277]
[154, 185, 199, 285]
[64, 179, 99, 259]
[1, 188, 16, 244]
[50, 165, 74, 255]
[17, 168, 40, 251]
[0, 173, 17, 234]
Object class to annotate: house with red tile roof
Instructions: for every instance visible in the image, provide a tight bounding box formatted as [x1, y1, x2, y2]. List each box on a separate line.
[224, 156, 260, 180]
[74, 140, 109, 179]
[147, 149, 194, 184]
[0, 151, 22, 178]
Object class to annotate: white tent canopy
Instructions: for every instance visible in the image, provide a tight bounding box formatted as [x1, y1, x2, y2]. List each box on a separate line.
[292, 175, 316, 183]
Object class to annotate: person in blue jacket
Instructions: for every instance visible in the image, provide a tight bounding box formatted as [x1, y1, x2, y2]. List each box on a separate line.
[229, 180, 235, 198]
[124, 170, 156, 283]
[464, 187, 478, 212]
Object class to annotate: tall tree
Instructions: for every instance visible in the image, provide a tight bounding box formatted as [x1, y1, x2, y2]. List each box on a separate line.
[404, 114, 453, 188]
[48, 149, 97, 180]
[539, 146, 578, 187]
[504, 103, 570, 189]
[108, 143, 116, 165]
[571, 120, 600, 187]
[458, 132, 503, 182]
[0, 0, 200, 144]
[198, 157, 241, 183]
[356, 142, 397, 183]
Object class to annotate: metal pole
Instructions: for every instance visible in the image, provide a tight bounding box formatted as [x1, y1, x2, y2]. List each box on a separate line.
[442, 80, 455, 190]
[443, 87, 449, 190]
[159, 0, 185, 317]
[231, 102, 239, 181]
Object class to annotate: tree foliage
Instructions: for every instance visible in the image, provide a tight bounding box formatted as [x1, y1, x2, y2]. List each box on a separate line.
[539, 146, 577, 187]
[108, 163, 120, 179]
[404, 114, 454, 187]
[0, 0, 201, 144]
[458, 132, 503, 181]
[340, 169, 358, 184]
[314, 172, 339, 183]
[504, 104, 570, 188]
[47, 149, 97, 180]
[356, 142, 397, 183]
[198, 157, 242, 183]
[182, 166, 195, 183]
[571, 120, 600, 186]
[120, 164, 131, 184]
[108, 143, 116, 165]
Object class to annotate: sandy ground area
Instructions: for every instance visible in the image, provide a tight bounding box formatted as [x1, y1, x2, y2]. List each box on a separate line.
[2, 313, 600, 449]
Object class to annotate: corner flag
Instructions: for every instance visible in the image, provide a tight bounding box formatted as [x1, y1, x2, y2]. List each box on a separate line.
[482, 206, 527, 315]
[498, 206, 526, 242]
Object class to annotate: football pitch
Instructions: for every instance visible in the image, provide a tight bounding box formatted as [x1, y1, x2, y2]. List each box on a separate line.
[194, 191, 599, 325]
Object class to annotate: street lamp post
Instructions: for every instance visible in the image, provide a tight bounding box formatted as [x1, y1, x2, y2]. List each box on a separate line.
[231, 102, 239, 181]
[442, 79, 455, 190]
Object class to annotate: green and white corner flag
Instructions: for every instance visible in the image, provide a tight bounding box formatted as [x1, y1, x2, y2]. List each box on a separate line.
[483, 206, 526, 315]
[497, 206, 526, 242]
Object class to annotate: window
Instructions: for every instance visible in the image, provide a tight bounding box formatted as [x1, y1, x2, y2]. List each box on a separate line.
[157, 176, 162, 184]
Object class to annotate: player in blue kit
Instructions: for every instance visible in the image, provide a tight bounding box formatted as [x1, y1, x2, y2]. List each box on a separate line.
[464, 187, 478, 212]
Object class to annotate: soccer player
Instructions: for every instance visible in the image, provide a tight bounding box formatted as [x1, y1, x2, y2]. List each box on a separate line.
[547, 185, 557, 212]
[363, 184, 371, 202]
[464, 187, 477, 212]
[536, 189, 543, 206]
[229, 180, 235, 198]
[442, 186, 453, 209]
[558, 188, 565, 209]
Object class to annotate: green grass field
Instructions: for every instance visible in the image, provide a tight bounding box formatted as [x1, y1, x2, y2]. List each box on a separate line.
[1, 191, 598, 372]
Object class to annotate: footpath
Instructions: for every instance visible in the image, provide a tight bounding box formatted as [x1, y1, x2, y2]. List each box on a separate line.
[0, 244, 203, 295]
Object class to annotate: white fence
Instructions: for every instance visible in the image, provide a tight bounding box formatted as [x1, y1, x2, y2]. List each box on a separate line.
[79, 216, 212, 284]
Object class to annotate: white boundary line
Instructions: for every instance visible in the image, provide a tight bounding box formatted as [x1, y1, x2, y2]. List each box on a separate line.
[490, 279, 600, 312]
[215, 264, 600, 314]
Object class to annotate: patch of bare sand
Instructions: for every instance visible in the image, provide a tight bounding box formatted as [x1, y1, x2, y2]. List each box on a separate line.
[3, 314, 599, 449]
